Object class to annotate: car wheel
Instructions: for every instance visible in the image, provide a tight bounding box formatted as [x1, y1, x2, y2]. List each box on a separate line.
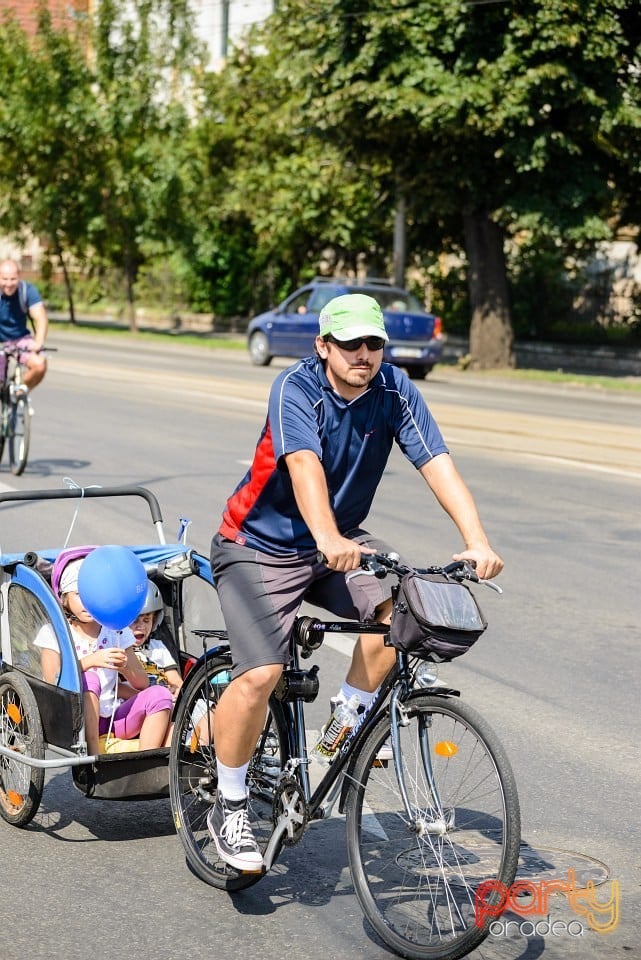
[249, 332, 272, 367]
[407, 365, 432, 380]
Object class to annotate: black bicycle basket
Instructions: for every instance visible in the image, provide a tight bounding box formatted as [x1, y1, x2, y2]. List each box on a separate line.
[389, 572, 487, 662]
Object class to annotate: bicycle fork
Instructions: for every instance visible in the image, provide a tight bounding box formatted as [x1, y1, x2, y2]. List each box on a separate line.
[390, 686, 454, 836]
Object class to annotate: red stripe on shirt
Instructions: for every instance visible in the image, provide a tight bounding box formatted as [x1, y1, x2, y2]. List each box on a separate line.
[219, 423, 278, 541]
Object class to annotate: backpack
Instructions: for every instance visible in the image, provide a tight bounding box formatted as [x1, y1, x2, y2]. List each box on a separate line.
[17, 280, 35, 333]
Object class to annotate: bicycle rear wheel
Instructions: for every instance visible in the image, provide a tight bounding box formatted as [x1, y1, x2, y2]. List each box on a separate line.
[0, 672, 45, 826]
[169, 652, 290, 890]
[345, 693, 520, 960]
[9, 396, 31, 476]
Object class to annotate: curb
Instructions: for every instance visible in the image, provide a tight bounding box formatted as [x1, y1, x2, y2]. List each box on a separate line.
[443, 336, 641, 378]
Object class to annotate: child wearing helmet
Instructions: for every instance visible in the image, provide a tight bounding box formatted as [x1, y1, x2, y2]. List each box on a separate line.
[53, 550, 173, 756]
[129, 581, 183, 699]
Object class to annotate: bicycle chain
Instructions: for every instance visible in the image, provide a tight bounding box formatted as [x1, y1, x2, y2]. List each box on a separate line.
[273, 775, 308, 846]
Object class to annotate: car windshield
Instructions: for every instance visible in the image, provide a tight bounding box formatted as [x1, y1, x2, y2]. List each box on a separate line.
[356, 288, 425, 313]
[307, 287, 338, 312]
[282, 284, 427, 316]
[298, 284, 425, 313]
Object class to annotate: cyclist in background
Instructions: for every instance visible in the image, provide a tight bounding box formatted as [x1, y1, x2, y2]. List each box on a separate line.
[0, 258, 49, 396]
[207, 293, 503, 871]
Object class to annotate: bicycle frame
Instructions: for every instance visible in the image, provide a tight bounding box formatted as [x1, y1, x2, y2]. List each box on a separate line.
[261, 618, 460, 870]
[0, 345, 23, 388]
[0, 350, 17, 411]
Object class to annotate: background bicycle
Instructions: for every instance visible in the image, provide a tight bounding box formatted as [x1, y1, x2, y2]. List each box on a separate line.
[170, 554, 521, 960]
[0, 344, 55, 475]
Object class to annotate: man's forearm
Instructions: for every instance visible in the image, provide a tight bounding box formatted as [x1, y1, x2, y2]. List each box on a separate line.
[419, 454, 490, 549]
[30, 303, 48, 349]
[285, 449, 338, 543]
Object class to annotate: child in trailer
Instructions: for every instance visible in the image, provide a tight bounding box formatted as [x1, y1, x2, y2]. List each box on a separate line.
[53, 554, 173, 755]
[128, 581, 183, 699]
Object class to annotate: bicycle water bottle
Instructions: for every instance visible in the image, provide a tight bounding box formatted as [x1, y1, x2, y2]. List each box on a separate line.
[311, 694, 360, 766]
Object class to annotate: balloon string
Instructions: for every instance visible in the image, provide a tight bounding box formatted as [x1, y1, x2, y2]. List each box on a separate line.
[62, 477, 102, 548]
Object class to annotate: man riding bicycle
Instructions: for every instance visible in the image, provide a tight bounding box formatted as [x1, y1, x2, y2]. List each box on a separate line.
[208, 292, 503, 871]
[0, 258, 49, 396]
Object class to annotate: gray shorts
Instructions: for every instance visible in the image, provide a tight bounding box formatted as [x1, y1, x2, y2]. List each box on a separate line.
[210, 529, 395, 676]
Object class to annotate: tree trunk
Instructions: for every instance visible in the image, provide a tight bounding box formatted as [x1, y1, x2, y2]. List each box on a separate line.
[125, 260, 137, 332]
[463, 210, 514, 369]
[55, 241, 76, 325]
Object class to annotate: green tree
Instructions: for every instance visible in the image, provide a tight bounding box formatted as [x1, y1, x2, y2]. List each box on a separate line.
[251, 0, 641, 367]
[0, 14, 102, 322]
[185, 36, 396, 316]
[90, 0, 204, 329]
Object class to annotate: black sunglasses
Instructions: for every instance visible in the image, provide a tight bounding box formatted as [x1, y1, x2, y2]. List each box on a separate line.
[326, 334, 386, 352]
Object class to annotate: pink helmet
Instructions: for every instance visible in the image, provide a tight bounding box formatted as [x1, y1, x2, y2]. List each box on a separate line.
[51, 546, 98, 597]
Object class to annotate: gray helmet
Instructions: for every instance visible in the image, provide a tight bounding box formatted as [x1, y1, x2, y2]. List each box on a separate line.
[140, 580, 164, 629]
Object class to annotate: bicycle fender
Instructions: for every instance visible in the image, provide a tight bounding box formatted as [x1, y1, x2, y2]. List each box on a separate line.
[171, 641, 231, 717]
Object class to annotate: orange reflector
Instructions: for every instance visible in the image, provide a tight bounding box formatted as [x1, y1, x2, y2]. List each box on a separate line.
[434, 740, 458, 758]
[7, 791, 24, 808]
[189, 732, 198, 754]
[7, 703, 22, 724]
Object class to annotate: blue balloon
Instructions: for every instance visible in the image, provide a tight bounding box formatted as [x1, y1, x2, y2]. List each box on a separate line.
[77, 545, 148, 630]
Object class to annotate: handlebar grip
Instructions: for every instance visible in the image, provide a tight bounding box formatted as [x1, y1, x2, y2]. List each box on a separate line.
[443, 560, 479, 582]
[317, 550, 390, 579]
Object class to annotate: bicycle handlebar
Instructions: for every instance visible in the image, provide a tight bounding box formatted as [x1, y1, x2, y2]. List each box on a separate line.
[317, 549, 501, 592]
[360, 552, 480, 583]
[1, 345, 58, 356]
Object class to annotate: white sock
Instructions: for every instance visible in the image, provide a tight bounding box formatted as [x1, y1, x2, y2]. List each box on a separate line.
[338, 683, 377, 710]
[216, 760, 249, 801]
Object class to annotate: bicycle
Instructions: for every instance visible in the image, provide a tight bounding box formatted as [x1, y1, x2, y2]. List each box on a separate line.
[169, 554, 521, 960]
[0, 344, 54, 476]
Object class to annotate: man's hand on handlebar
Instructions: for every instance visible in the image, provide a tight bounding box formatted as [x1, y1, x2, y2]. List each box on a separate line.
[316, 534, 375, 572]
[451, 545, 503, 581]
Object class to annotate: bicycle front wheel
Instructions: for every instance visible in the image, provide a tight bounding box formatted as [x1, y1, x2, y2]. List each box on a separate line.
[169, 653, 290, 891]
[9, 397, 31, 475]
[0, 397, 8, 464]
[345, 693, 520, 960]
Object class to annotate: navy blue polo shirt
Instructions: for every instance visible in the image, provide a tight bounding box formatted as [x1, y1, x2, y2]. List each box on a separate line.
[0, 282, 41, 340]
[219, 357, 448, 555]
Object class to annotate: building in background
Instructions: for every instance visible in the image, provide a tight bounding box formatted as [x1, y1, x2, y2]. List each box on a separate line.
[192, 0, 276, 68]
[1, 0, 89, 36]
[2, 0, 277, 66]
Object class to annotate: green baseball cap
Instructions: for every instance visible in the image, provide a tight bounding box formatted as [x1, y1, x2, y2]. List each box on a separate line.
[319, 293, 389, 342]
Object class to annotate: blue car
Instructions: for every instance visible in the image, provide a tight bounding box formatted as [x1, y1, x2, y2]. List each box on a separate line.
[247, 278, 444, 379]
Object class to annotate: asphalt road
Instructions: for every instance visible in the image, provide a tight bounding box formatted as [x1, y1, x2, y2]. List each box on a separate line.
[0, 331, 639, 960]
